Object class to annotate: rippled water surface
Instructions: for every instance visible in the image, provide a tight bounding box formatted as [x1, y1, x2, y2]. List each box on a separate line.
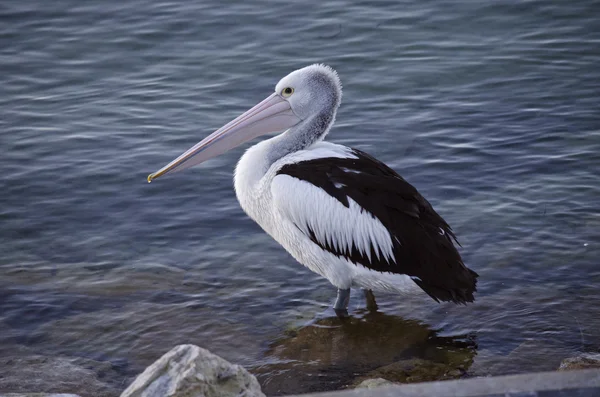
[1, 1, 599, 395]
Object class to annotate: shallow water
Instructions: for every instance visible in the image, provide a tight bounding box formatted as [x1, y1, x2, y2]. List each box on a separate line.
[1, 0, 599, 395]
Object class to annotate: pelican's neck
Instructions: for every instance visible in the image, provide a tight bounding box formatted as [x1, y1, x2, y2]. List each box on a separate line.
[266, 108, 337, 165]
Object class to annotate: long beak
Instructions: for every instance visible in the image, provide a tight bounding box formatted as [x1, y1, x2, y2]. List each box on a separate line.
[147, 93, 301, 182]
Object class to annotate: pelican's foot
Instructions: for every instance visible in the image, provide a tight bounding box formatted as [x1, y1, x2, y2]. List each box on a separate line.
[364, 289, 378, 312]
[333, 288, 351, 318]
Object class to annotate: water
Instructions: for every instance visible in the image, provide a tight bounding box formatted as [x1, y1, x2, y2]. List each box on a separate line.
[1, 0, 599, 395]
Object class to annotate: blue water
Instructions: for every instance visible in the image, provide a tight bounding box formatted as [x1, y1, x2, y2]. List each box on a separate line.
[1, 1, 599, 395]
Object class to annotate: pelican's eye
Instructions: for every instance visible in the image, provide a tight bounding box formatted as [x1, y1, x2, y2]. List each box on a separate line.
[281, 87, 294, 97]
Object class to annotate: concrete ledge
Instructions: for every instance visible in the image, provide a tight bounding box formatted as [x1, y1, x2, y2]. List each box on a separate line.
[288, 369, 600, 397]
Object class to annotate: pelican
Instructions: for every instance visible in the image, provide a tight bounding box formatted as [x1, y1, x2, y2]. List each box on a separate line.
[148, 64, 478, 315]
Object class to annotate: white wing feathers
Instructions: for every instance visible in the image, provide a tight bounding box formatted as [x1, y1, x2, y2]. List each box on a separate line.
[271, 175, 396, 264]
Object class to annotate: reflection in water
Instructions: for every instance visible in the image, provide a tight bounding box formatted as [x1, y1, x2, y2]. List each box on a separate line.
[254, 310, 477, 395]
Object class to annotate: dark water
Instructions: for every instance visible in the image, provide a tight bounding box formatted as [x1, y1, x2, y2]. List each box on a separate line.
[1, 0, 599, 395]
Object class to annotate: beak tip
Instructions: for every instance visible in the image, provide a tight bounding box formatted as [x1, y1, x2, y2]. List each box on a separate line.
[147, 173, 155, 183]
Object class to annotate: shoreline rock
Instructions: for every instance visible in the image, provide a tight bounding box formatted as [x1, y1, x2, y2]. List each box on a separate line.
[558, 353, 600, 371]
[120, 344, 264, 397]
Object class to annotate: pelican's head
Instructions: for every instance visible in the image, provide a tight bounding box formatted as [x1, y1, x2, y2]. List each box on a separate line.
[147, 64, 341, 182]
[275, 64, 342, 120]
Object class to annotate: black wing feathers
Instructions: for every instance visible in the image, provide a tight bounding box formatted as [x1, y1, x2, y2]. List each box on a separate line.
[276, 148, 478, 304]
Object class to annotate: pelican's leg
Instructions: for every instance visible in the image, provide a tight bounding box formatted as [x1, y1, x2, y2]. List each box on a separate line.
[333, 288, 351, 317]
[364, 289, 378, 312]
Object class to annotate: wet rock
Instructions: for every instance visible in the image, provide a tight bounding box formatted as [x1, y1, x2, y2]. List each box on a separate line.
[355, 358, 467, 385]
[254, 313, 432, 394]
[348, 325, 474, 387]
[0, 356, 118, 397]
[254, 311, 476, 395]
[558, 353, 600, 371]
[121, 344, 264, 397]
[354, 378, 395, 389]
[265, 313, 433, 368]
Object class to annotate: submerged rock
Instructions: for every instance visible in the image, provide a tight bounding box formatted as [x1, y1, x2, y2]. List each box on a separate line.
[254, 311, 476, 395]
[120, 344, 264, 397]
[351, 341, 473, 387]
[354, 357, 467, 386]
[559, 353, 600, 371]
[0, 355, 117, 397]
[36, 301, 261, 378]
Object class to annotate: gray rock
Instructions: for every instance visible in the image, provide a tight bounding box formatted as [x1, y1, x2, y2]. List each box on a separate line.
[559, 353, 600, 371]
[120, 344, 264, 397]
[354, 378, 395, 389]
